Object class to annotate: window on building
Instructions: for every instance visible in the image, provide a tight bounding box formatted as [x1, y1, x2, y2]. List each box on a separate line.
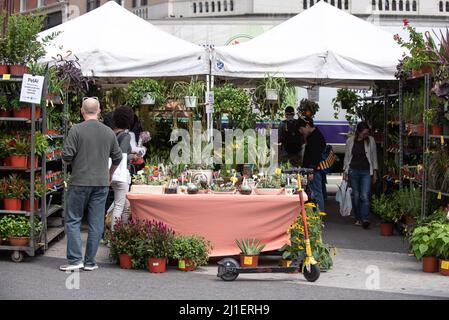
[230, 0, 234, 11]
[38, 0, 46, 8]
[199, 2, 203, 13]
[310, 0, 314, 7]
[385, 0, 389, 10]
[141, 0, 147, 6]
[399, 0, 403, 11]
[405, 0, 410, 11]
[20, 0, 26, 12]
[344, 0, 349, 9]
[218, 1, 221, 11]
[331, 0, 335, 5]
[304, 0, 308, 9]
[337, 0, 342, 8]
[392, 0, 397, 10]
[440, 1, 444, 12]
[446, 1, 449, 12]
[378, 0, 382, 10]
[193, 2, 197, 13]
[206, 2, 209, 12]
[132, 0, 137, 7]
[212, 1, 215, 12]
[372, 0, 376, 10]
[224, 0, 228, 11]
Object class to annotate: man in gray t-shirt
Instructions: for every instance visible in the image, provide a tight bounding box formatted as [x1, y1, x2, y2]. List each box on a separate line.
[60, 98, 122, 272]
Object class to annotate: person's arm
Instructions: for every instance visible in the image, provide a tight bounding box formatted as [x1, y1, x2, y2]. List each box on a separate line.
[342, 137, 352, 180]
[371, 137, 379, 183]
[62, 127, 78, 165]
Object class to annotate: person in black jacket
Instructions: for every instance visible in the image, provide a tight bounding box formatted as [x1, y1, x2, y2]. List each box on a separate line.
[278, 106, 303, 166]
[297, 116, 327, 211]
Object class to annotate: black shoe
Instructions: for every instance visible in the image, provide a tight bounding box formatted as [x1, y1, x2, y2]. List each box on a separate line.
[362, 220, 371, 229]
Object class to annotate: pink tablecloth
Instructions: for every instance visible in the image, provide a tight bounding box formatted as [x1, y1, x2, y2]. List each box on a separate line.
[127, 194, 300, 257]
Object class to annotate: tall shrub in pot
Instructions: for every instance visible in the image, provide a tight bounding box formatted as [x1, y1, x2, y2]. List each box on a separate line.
[173, 235, 212, 271]
[372, 194, 401, 236]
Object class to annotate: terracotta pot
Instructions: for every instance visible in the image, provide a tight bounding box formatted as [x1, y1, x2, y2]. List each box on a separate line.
[178, 258, 196, 271]
[4, 198, 22, 211]
[412, 65, 433, 78]
[13, 106, 41, 120]
[27, 157, 39, 169]
[0, 110, 10, 117]
[416, 123, 425, 136]
[7, 155, 28, 168]
[119, 253, 133, 269]
[0, 64, 9, 74]
[282, 259, 292, 267]
[148, 258, 167, 273]
[430, 125, 443, 136]
[23, 199, 40, 212]
[239, 254, 259, 268]
[380, 223, 394, 236]
[9, 65, 28, 76]
[440, 259, 449, 276]
[422, 256, 439, 273]
[9, 237, 29, 246]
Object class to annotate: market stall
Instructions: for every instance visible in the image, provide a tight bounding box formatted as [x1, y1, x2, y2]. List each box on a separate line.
[127, 193, 299, 257]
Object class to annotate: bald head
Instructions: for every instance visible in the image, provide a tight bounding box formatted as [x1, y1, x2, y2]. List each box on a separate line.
[81, 98, 100, 120]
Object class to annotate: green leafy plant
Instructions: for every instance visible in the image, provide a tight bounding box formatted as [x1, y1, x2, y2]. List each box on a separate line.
[173, 235, 212, 266]
[126, 78, 165, 108]
[0, 95, 8, 112]
[235, 238, 266, 255]
[9, 97, 23, 111]
[372, 193, 401, 223]
[7, 135, 30, 156]
[332, 89, 359, 122]
[34, 132, 49, 156]
[395, 186, 422, 219]
[409, 221, 442, 259]
[172, 76, 205, 101]
[0, 215, 41, 238]
[24, 178, 46, 199]
[6, 13, 59, 66]
[0, 11, 7, 65]
[435, 223, 449, 260]
[256, 175, 283, 189]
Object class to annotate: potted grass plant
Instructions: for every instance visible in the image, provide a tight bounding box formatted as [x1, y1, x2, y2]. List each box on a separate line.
[173, 235, 212, 271]
[126, 78, 165, 107]
[235, 238, 266, 268]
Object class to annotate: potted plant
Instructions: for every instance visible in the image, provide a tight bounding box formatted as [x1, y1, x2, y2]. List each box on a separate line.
[332, 88, 359, 123]
[30, 132, 48, 169]
[260, 74, 287, 102]
[0, 215, 41, 247]
[106, 219, 148, 269]
[23, 178, 45, 212]
[172, 77, 205, 108]
[173, 235, 212, 271]
[0, 12, 8, 74]
[143, 220, 175, 273]
[235, 238, 266, 268]
[126, 78, 165, 107]
[395, 187, 421, 227]
[435, 223, 449, 276]
[255, 175, 284, 195]
[0, 95, 9, 117]
[298, 98, 320, 118]
[372, 194, 401, 236]
[394, 19, 437, 78]
[409, 222, 441, 273]
[4, 174, 27, 211]
[5, 136, 29, 168]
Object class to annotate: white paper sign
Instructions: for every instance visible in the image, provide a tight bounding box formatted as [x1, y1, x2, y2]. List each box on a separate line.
[205, 91, 214, 114]
[20, 74, 45, 105]
[307, 87, 320, 102]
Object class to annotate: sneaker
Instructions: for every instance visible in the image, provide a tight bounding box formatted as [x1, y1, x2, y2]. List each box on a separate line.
[354, 220, 362, 226]
[83, 264, 99, 271]
[362, 220, 371, 229]
[59, 262, 84, 271]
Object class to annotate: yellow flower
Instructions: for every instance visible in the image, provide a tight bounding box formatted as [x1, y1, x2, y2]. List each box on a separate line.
[275, 168, 282, 176]
[319, 212, 327, 216]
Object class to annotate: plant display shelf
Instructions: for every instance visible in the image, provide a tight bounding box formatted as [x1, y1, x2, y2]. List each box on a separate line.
[0, 77, 67, 262]
[427, 189, 449, 198]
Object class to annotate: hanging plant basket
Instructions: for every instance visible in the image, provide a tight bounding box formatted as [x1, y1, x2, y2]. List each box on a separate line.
[184, 96, 198, 108]
[141, 94, 156, 105]
[265, 89, 279, 101]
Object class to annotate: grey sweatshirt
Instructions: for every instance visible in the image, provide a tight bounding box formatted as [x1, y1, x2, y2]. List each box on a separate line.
[62, 119, 123, 186]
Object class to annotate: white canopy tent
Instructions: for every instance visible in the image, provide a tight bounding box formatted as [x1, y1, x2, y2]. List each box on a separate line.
[39, 1, 209, 84]
[212, 1, 404, 87]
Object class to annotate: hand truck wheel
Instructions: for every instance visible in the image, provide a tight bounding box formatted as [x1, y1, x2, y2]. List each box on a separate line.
[303, 264, 320, 282]
[11, 250, 25, 263]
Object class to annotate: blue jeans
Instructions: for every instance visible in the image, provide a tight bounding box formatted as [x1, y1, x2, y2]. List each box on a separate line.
[66, 185, 109, 266]
[348, 169, 372, 221]
[308, 171, 325, 212]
